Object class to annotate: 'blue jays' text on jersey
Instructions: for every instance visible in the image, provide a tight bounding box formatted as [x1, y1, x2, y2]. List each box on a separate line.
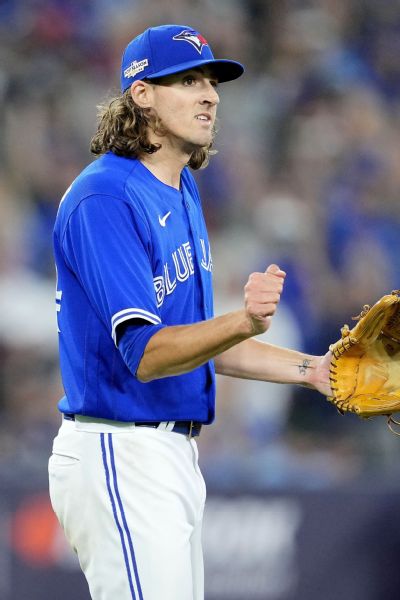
[53, 152, 215, 423]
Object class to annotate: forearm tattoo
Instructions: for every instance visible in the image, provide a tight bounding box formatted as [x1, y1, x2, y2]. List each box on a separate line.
[298, 359, 311, 376]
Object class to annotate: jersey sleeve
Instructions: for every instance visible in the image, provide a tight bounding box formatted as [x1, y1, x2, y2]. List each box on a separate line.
[118, 322, 165, 377]
[61, 194, 161, 344]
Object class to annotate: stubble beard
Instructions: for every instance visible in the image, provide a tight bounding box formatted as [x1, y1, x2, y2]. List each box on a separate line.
[149, 114, 213, 159]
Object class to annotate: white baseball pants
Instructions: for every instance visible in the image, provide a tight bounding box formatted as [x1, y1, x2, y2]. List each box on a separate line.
[48, 417, 206, 600]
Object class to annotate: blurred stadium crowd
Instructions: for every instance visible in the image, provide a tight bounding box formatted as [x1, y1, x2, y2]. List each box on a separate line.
[1, 0, 400, 490]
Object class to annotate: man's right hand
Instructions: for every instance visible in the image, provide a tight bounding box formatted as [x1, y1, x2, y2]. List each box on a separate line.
[243, 263, 286, 335]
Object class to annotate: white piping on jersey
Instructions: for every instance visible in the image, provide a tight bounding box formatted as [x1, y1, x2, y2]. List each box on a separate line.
[111, 308, 161, 345]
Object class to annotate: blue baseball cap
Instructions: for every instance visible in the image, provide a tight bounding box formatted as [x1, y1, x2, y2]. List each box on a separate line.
[120, 24, 244, 92]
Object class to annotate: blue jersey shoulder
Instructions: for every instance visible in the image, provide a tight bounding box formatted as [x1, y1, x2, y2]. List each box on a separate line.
[56, 153, 139, 230]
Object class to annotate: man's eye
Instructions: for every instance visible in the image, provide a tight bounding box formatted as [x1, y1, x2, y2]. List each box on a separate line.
[184, 77, 195, 85]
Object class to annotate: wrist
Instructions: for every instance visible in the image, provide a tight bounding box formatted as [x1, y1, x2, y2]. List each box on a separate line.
[236, 309, 259, 338]
[297, 355, 317, 388]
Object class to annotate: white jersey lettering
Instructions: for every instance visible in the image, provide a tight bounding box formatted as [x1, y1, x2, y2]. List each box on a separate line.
[153, 276, 165, 307]
[183, 242, 195, 274]
[153, 241, 198, 306]
[200, 238, 213, 272]
[164, 263, 177, 294]
[172, 246, 190, 282]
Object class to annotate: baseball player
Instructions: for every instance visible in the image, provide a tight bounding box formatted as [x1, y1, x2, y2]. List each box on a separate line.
[48, 24, 332, 600]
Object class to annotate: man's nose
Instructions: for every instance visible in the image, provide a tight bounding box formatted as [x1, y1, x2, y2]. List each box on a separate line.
[202, 81, 220, 105]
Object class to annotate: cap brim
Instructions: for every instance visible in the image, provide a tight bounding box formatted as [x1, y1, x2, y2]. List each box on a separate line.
[145, 58, 244, 83]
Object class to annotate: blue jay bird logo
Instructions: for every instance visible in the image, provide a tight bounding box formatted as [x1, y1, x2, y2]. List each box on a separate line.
[172, 30, 209, 54]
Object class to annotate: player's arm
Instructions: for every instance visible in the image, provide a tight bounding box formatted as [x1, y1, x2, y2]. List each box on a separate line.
[134, 263, 331, 396]
[134, 309, 255, 380]
[135, 264, 285, 382]
[134, 264, 328, 390]
[214, 339, 332, 396]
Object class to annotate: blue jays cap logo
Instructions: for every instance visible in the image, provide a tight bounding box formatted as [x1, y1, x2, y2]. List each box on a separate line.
[172, 30, 209, 54]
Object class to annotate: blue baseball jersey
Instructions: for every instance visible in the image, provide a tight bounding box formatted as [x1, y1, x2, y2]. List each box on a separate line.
[53, 152, 216, 423]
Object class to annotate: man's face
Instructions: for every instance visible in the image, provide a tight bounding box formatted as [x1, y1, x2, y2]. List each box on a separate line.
[148, 66, 220, 152]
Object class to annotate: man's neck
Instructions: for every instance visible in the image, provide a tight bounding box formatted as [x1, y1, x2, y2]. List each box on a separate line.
[139, 155, 183, 190]
[140, 137, 194, 190]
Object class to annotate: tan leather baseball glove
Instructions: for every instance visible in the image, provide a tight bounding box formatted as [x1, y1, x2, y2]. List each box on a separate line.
[327, 291, 400, 429]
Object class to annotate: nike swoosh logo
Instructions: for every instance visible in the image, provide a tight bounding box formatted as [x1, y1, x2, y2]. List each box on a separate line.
[158, 211, 171, 227]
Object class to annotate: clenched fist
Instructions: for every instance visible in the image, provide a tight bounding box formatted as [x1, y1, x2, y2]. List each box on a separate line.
[244, 264, 286, 335]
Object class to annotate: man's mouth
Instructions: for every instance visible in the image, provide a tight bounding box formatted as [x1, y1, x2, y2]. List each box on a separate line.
[195, 113, 212, 124]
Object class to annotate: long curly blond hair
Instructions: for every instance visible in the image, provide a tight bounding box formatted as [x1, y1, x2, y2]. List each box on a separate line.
[90, 88, 217, 170]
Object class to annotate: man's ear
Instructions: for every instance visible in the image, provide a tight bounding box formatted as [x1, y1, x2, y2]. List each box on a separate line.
[130, 80, 153, 108]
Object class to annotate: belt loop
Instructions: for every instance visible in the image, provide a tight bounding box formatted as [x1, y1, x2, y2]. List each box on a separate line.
[187, 420, 193, 440]
[157, 421, 175, 432]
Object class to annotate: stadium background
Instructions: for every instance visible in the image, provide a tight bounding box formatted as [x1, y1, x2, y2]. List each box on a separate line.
[2, 1, 400, 598]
